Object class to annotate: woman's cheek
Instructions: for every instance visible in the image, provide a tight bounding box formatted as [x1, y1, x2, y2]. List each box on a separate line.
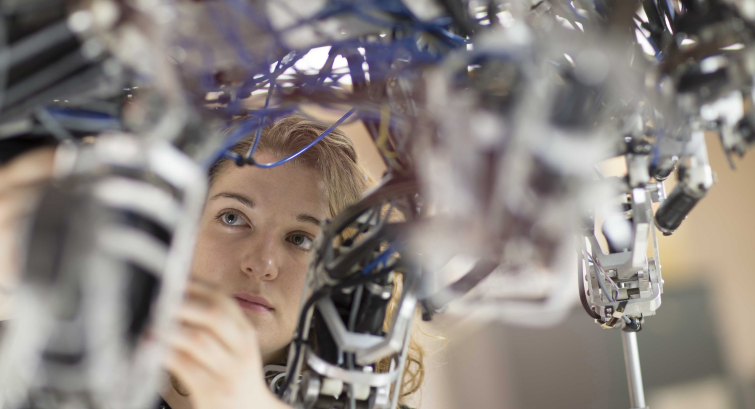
[190, 227, 235, 281]
[282, 261, 309, 327]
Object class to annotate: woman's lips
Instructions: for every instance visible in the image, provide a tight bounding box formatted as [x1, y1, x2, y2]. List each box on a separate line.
[232, 292, 274, 313]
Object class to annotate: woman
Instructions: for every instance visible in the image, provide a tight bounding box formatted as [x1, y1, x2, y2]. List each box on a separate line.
[159, 115, 424, 409]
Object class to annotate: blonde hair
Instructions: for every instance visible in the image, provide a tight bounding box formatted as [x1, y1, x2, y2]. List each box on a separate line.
[203, 114, 425, 403]
[209, 115, 368, 218]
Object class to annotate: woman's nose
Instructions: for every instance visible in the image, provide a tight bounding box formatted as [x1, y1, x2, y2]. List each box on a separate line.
[239, 232, 280, 281]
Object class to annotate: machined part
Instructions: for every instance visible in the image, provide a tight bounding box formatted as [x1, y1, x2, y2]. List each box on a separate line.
[583, 182, 664, 324]
[306, 348, 400, 388]
[315, 298, 384, 353]
[356, 271, 417, 366]
[654, 130, 715, 235]
[300, 372, 322, 409]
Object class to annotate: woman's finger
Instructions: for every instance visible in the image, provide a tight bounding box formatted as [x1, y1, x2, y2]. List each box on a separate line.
[176, 281, 259, 353]
[185, 276, 222, 293]
[163, 322, 235, 379]
[164, 346, 273, 409]
[174, 300, 251, 354]
[184, 280, 248, 325]
[163, 346, 221, 397]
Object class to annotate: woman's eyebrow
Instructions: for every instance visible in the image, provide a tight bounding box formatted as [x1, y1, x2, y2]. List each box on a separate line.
[297, 214, 322, 227]
[208, 192, 254, 209]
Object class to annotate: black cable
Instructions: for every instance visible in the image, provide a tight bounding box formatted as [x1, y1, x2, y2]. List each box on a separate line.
[346, 282, 359, 409]
[277, 287, 329, 398]
[578, 252, 601, 320]
[347, 285, 363, 333]
[486, 0, 500, 27]
[342, 205, 380, 247]
[436, 0, 479, 37]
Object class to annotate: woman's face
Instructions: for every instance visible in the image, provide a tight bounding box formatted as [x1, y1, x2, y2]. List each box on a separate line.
[191, 151, 329, 363]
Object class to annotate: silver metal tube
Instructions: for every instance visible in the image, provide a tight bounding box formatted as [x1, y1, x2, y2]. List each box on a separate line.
[621, 330, 647, 409]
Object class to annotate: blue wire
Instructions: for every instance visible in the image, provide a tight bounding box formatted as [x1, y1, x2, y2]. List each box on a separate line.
[251, 107, 356, 168]
[170, 0, 463, 120]
[207, 0, 453, 105]
[206, 119, 264, 168]
[46, 108, 117, 120]
[185, 0, 458, 126]
[204, 106, 297, 169]
[271, 0, 465, 49]
[237, 51, 302, 102]
[360, 245, 396, 275]
[247, 59, 282, 159]
[45, 108, 121, 129]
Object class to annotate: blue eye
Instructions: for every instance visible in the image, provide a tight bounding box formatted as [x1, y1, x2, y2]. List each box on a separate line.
[288, 233, 313, 251]
[219, 211, 246, 226]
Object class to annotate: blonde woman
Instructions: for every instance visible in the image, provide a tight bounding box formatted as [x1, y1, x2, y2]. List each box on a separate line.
[159, 116, 424, 409]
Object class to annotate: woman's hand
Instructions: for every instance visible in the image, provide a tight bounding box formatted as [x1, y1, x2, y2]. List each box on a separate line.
[0, 148, 55, 320]
[162, 280, 291, 409]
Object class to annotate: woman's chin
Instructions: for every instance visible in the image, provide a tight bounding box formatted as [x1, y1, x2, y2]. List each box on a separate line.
[242, 308, 276, 329]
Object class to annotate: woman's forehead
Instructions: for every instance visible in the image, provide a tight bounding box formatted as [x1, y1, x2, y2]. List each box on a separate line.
[210, 153, 329, 219]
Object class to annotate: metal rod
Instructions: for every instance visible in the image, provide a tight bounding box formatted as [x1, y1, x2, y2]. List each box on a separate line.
[621, 330, 647, 409]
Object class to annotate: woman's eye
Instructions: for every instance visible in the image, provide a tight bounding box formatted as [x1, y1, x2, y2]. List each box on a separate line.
[219, 211, 246, 226]
[287, 233, 313, 251]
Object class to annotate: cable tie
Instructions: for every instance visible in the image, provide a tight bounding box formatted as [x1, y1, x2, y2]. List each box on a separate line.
[233, 154, 245, 167]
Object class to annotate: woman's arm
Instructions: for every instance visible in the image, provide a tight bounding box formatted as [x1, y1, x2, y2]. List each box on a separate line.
[161, 280, 293, 409]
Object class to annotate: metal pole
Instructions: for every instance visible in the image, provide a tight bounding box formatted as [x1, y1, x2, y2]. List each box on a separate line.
[621, 330, 647, 409]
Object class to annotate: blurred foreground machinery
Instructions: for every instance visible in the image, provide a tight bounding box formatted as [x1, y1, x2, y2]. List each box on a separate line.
[1, 1, 755, 409]
[0, 136, 206, 409]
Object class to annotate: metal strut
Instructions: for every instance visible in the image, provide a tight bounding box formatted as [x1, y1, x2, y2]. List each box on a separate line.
[621, 330, 648, 409]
